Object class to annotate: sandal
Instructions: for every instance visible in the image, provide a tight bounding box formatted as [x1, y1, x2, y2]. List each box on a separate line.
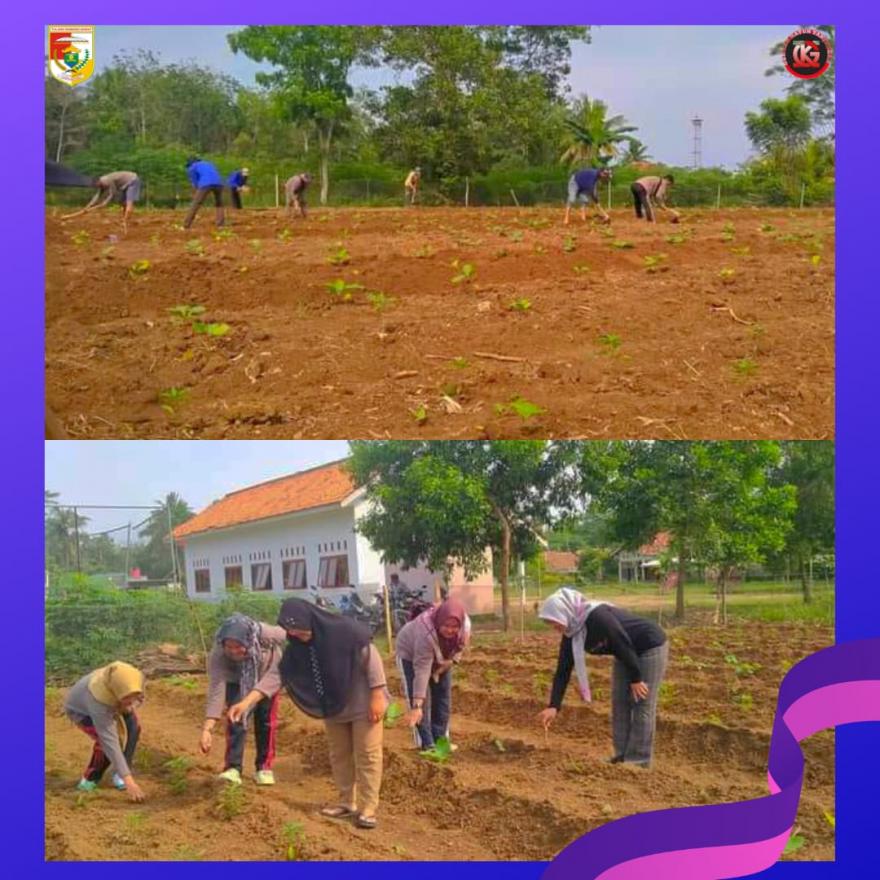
[355, 814, 378, 829]
[320, 805, 356, 820]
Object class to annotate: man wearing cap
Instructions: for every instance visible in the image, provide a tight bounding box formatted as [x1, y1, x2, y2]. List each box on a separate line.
[183, 156, 226, 229]
[285, 172, 311, 218]
[404, 167, 421, 206]
[62, 170, 142, 232]
[564, 166, 612, 226]
[228, 167, 251, 210]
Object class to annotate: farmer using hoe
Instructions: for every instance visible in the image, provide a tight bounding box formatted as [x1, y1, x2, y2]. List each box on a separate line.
[62, 170, 142, 232]
[228, 167, 251, 210]
[183, 156, 227, 229]
[285, 172, 312, 218]
[277, 598, 389, 829]
[396, 596, 471, 751]
[404, 167, 421, 205]
[536, 587, 668, 768]
[631, 173, 680, 223]
[202, 613, 286, 786]
[564, 166, 612, 226]
[63, 661, 147, 801]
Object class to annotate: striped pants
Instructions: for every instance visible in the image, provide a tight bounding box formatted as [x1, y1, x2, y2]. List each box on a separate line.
[611, 641, 669, 766]
[78, 711, 140, 783]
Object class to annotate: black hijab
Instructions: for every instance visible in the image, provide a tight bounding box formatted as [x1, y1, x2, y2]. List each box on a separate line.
[278, 598, 373, 719]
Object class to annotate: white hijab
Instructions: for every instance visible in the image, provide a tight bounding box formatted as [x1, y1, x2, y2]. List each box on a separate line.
[539, 587, 609, 702]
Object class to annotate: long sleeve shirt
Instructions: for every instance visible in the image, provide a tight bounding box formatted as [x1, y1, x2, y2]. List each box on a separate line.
[330, 643, 389, 724]
[64, 674, 134, 778]
[396, 615, 470, 700]
[228, 170, 248, 188]
[548, 606, 666, 710]
[187, 160, 224, 189]
[204, 622, 287, 718]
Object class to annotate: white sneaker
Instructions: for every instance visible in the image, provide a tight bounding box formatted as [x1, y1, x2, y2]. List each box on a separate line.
[111, 773, 127, 790]
[217, 767, 242, 784]
[254, 769, 276, 786]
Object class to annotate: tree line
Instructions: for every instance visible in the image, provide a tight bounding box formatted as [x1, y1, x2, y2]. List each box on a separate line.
[45, 26, 834, 206]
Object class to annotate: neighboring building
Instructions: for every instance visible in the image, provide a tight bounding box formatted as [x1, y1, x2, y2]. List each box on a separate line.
[173, 460, 495, 614]
[543, 550, 579, 574]
[616, 532, 673, 582]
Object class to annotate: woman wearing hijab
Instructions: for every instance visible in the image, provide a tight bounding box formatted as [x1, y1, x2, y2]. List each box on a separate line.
[396, 597, 471, 751]
[63, 661, 146, 801]
[200, 613, 287, 786]
[277, 598, 389, 829]
[536, 587, 668, 768]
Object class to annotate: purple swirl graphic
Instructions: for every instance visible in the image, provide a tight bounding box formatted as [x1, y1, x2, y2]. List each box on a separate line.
[543, 638, 880, 880]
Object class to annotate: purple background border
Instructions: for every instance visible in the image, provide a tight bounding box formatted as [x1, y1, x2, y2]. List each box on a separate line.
[6, 3, 879, 876]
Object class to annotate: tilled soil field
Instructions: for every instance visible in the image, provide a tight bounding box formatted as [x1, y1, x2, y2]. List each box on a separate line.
[45, 619, 834, 861]
[45, 206, 834, 440]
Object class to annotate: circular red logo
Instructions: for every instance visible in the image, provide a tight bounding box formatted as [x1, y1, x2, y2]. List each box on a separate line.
[783, 29, 832, 80]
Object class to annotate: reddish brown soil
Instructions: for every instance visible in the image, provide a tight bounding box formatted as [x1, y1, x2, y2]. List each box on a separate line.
[45, 620, 834, 861]
[45, 206, 834, 439]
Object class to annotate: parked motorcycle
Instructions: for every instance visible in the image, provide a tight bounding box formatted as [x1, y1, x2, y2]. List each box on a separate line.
[337, 588, 385, 635]
[389, 584, 432, 634]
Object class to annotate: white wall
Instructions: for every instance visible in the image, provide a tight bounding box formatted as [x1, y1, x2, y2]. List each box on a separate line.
[180, 505, 383, 601]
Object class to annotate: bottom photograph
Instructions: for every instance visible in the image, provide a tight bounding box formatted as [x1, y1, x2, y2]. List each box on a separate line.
[44, 439, 834, 861]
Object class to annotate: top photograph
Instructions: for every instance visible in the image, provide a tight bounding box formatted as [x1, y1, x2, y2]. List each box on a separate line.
[44, 25, 834, 440]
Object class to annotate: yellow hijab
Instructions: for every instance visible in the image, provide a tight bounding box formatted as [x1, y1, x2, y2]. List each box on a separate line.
[87, 661, 144, 708]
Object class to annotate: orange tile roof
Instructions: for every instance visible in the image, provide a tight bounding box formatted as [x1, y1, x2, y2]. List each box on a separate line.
[639, 531, 672, 556]
[543, 550, 580, 572]
[174, 460, 356, 539]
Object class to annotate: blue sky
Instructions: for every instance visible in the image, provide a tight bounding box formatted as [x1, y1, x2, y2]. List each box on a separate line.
[45, 441, 350, 534]
[90, 25, 799, 168]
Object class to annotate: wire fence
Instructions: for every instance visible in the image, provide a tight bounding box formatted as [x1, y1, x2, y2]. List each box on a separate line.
[45, 177, 836, 210]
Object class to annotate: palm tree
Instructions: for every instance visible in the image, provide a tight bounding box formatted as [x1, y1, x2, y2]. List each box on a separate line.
[620, 138, 652, 165]
[45, 493, 90, 571]
[136, 492, 194, 579]
[560, 95, 638, 167]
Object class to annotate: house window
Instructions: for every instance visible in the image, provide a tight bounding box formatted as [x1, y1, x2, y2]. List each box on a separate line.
[194, 569, 211, 594]
[318, 555, 350, 588]
[283, 559, 307, 590]
[225, 566, 243, 590]
[251, 562, 273, 591]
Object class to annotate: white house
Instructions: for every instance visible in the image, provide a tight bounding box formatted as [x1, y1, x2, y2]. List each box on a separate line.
[173, 459, 495, 614]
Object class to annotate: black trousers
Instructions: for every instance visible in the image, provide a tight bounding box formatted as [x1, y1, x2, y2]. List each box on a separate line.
[223, 681, 280, 773]
[230, 187, 243, 210]
[631, 182, 655, 222]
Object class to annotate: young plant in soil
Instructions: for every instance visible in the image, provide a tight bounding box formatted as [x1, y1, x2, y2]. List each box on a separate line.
[384, 701, 404, 728]
[451, 261, 476, 284]
[158, 387, 190, 415]
[733, 358, 758, 378]
[420, 735, 453, 764]
[277, 228, 293, 243]
[71, 230, 90, 246]
[494, 397, 544, 420]
[328, 246, 351, 265]
[451, 357, 470, 369]
[572, 264, 591, 274]
[212, 228, 235, 241]
[598, 332, 622, 353]
[168, 675, 198, 690]
[643, 254, 669, 273]
[249, 239, 262, 252]
[783, 829, 805, 856]
[164, 756, 192, 795]
[325, 279, 363, 302]
[563, 236, 577, 253]
[128, 259, 151, 279]
[281, 822, 305, 861]
[192, 321, 231, 337]
[216, 781, 246, 820]
[367, 291, 394, 312]
[666, 234, 686, 245]
[509, 298, 532, 312]
[185, 239, 204, 256]
[719, 267, 736, 283]
[611, 240, 634, 249]
[410, 405, 428, 425]
[172, 845, 206, 861]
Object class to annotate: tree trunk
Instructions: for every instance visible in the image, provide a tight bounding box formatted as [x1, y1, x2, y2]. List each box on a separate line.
[56, 101, 68, 162]
[318, 120, 334, 206]
[492, 504, 512, 632]
[675, 547, 686, 620]
[800, 556, 813, 604]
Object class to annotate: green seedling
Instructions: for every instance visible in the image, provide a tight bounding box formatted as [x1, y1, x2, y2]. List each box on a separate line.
[730, 246, 751, 256]
[733, 692, 753, 711]
[451, 262, 476, 284]
[414, 245, 435, 258]
[721, 232, 735, 242]
[124, 812, 147, 833]
[169, 304, 206, 322]
[572, 264, 591, 274]
[185, 239, 204, 256]
[810, 254, 821, 267]
[533, 244, 546, 254]
[441, 382, 460, 398]
[158, 387, 190, 415]
[212, 228, 235, 241]
[734, 358, 758, 377]
[277, 228, 293, 243]
[128, 259, 151, 279]
[216, 780, 245, 820]
[384, 701, 404, 728]
[367, 291, 394, 312]
[563, 236, 577, 253]
[723, 222, 735, 234]
[248, 239, 262, 251]
[666, 234, 686, 245]
[452, 357, 470, 369]
[494, 396, 544, 420]
[164, 755, 191, 795]
[719, 267, 736, 282]
[168, 675, 198, 690]
[759, 223, 775, 233]
[484, 668, 499, 685]
[71, 230, 90, 246]
[74, 791, 94, 809]
[192, 321, 231, 337]
[172, 846, 206, 861]
[598, 332, 622, 353]
[643, 254, 669, 273]
[410, 405, 428, 425]
[328, 246, 351, 265]
[510, 230, 524, 242]
[420, 735, 453, 764]
[706, 712, 726, 727]
[509, 298, 532, 312]
[658, 682, 676, 707]
[611, 240, 634, 249]
[783, 831, 805, 855]
[282, 822, 305, 861]
[392, 844, 407, 856]
[493, 738, 507, 753]
[325, 279, 364, 302]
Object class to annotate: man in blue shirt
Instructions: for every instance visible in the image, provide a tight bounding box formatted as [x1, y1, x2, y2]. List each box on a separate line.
[228, 167, 250, 210]
[183, 157, 226, 229]
[564, 167, 612, 226]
